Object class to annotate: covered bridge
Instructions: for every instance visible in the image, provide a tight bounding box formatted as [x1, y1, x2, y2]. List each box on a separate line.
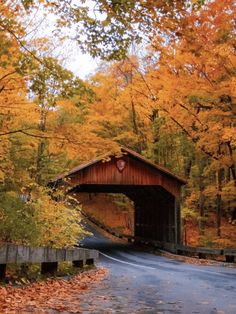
[50, 147, 186, 249]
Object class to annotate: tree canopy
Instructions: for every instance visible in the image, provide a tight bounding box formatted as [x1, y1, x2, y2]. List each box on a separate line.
[0, 0, 235, 248]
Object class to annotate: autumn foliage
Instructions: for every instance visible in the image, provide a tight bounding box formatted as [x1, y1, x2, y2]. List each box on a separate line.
[79, 0, 236, 247]
[0, 0, 235, 249]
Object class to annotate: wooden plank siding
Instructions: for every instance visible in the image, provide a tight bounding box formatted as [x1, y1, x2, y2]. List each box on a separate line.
[65, 155, 183, 197]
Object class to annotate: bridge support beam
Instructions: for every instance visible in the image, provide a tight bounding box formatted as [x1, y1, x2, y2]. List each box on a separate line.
[0, 264, 6, 279]
[73, 260, 84, 268]
[175, 198, 181, 245]
[41, 262, 58, 275]
[86, 258, 94, 266]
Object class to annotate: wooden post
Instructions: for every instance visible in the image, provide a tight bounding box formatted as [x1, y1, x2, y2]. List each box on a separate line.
[73, 260, 84, 268]
[85, 258, 94, 266]
[175, 197, 181, 245]
[225, 255, 235, 263]
[41, 262, 58, 275]
[198, 253, 206, 259]
[134, 203, 140, 238]
[0, 264, 6, 279]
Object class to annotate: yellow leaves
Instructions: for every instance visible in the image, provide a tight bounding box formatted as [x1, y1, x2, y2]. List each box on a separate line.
[215, 44, 232, 59]
[230, 77, 236, 100]
[0, 207, 5, 221]
[0, 170, 5, 184]
[181, 206, 198, 221]
[221, 180, 236, 204]
[145, 1, 236, 165]
[86, 60, 159, 152]
[29, 187, 84, 248]
[222, 127, 236, 144]
[30, 37, 60, 58]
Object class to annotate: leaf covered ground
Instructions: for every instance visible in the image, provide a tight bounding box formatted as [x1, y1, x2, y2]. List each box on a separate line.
[0, 268, 108, 313]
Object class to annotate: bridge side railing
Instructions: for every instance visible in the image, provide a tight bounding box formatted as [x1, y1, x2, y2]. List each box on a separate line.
[0, 244, 99, 279]
[175, 245, 236, 263]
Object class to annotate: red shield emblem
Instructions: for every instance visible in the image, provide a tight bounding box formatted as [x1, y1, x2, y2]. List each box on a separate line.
[116, 159, 126, 172]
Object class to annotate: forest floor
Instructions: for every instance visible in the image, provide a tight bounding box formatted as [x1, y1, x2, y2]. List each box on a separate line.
[0, 268, 108, 313]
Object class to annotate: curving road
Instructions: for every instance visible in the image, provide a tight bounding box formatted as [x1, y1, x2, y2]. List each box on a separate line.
[80, 223, 236, 314]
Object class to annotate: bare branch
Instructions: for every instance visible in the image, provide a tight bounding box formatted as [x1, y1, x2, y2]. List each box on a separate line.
[0, 128, 32, 136]
[0, 71, 17, 83]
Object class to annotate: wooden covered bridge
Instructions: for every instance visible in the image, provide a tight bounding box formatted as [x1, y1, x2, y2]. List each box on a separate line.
[50, 147, 186, 249]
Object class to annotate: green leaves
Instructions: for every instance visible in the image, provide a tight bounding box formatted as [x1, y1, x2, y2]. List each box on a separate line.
[0, 191, 39, 245]
[21, 0, 35, 10]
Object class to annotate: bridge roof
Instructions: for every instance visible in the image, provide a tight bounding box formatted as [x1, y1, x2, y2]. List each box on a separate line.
[50, 147, 187, 186]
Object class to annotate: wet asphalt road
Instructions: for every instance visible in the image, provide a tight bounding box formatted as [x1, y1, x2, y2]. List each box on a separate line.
[80, 224, 236, 314]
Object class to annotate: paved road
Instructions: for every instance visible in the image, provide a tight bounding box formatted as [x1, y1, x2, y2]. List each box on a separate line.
[80, 224, 236, 314]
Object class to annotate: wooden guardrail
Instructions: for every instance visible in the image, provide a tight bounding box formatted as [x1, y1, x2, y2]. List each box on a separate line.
[126, 237, 236, 263]
[224, 249, 236, 262]
[176, 245, 236, 263]
[0, 244, 99, 279]
[176, 244, 223, 259]
[133, 240, 236, 263]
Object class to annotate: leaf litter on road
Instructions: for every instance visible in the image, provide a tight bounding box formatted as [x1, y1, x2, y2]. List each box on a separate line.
[0, 267, 108, 313]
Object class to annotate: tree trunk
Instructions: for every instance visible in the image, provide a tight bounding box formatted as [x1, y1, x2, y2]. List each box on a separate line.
[216, 168, 224, 237]
[227, 142, 236, 187]
[198, 159, 206, 236]
[36, 140, 45, 185]
[199, 187, 205, 236]
[131, 99, 138, 135]
[184, 158, 192, 178]
[36, 107, 47, 185]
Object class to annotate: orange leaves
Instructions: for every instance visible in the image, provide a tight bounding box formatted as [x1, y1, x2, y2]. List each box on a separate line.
[148, 0, 236, 163]
[0, 268, 108, 313]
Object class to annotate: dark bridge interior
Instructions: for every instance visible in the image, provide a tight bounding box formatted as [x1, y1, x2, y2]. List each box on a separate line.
[72, 184, 176, 243]
[50, 147, 186, 248]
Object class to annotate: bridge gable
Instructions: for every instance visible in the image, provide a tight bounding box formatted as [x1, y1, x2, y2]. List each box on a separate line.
[53, 148, 186, 197]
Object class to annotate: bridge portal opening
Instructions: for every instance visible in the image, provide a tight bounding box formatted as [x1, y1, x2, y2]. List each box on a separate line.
[76, 192, 135, 237]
